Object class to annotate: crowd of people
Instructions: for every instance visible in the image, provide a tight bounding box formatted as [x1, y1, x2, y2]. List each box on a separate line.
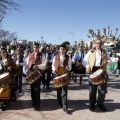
[0, 39, 113, 113]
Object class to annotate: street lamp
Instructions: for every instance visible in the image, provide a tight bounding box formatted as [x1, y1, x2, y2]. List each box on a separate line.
[54, 40, 56, 45]
[60, 38, 62, 44]
[69, 32, 74, 45]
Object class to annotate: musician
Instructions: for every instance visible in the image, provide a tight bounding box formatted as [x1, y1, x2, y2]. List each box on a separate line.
[82, 39, 112, 111]
[42, 46, 52, 90]
[12, 47, 26, 95]
[52, 44, 72, 113]
[26, 43, 42, 111]
[0, 48, 17, 111]
[72, 46, 86, 85]
[67, 48, 76, 81]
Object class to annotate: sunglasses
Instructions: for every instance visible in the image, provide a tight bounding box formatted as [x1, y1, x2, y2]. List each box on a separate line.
[1, 52, 7, 54]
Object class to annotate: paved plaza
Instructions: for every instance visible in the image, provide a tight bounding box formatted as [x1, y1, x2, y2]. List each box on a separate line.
[0, 71, 120, 120]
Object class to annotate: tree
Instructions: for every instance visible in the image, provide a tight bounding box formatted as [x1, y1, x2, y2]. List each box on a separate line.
[0, 0, 21, 22]
[0, 29, 18, 47]
[61, 41, 71, 51]
[62, 41, 70, 46]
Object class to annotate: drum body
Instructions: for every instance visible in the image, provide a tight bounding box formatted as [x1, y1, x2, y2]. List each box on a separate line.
[90, 69, 108, 85]
[56, 66, 65, 75]
[75, 62, 84, 70]
[0, 84, 11, 99]
[74, 62, 86, 74]
[0, 73, 10, 85]
[53, 74, 69, 88]
[26, 69, 42, 85]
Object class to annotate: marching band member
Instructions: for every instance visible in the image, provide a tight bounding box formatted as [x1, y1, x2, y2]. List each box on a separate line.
[67, 48, 76, 81]
[12, 47, 26, 95]
[82, 39, 112, 111]
[41, 46, 52, 90]
[52, 44, 72, 113]
[0, 47, 17, 111]
[26, 43, 42, 111]
[72, 46, 86, 85]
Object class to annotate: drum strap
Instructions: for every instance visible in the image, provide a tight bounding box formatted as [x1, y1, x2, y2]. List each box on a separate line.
[96, 49, 102, 69]
[100, 49, 102, 68]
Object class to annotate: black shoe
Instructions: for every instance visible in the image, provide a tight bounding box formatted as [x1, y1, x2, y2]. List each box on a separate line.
[97, 104, 107, 111]
[43, 85, 45, 89]
[34, 106, 40, 111]
[59, 105, 63, 109]
[63, 109, 68, 113]
[73, 79, 76, 82]
[31, 102, 35, 106]
[46, 86, 49, 90]
[79, 82, 83, 85]
[2, 105, 6, 111]
[89, 104, 95, 111]
[116, 75, 118, 77]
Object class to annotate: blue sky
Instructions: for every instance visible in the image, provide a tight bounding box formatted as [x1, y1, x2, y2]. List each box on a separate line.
[1, 0, 120, 45]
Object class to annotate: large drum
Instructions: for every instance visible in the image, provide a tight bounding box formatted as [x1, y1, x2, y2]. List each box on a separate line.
[0, 73, 10, 85]
[0, 84, 11, 99]
[90, 69, 108, 85]
[74, 62, 86, 74]
[74, 62, 84, 70]
[53, 74, 69, 88]
[26, 69, 42, 85]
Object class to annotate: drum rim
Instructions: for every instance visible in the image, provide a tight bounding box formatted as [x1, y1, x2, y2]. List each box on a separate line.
[90, 69, 103, 78]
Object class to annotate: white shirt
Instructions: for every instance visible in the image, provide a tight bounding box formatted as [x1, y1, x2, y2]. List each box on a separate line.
[15, 54, 26, 66]
[82, 49, 112, 68]
[52, 54, 72, 71]
[0, 59, 7, 70]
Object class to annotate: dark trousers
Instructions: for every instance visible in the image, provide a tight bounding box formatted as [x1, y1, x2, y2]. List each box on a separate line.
[89, 81, 107, 105]
[89, 66, 107, 105]
[17, 69, 23, 93]
[57, 85, 68, 110]
[42, 67, 52, 88]
[31, 78, 41, 106]
[10, 75, 18, 98]
[30, 64, 41, 106]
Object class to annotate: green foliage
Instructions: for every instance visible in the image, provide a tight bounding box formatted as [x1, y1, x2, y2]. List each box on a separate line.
[0, 40, 10, 47]
[62, 41, 70, 46]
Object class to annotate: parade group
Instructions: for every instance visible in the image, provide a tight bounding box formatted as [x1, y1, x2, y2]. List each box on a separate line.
[0, 39, 112, 113]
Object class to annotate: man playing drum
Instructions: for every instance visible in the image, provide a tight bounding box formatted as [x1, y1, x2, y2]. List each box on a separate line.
[52, 44, 71, 113]
[41, 45, 53, 90]
[12, 47, 26, 95]
[82, 39, 112, 111]
[26, 43, 42, 111]
[72, 46, 86, 85]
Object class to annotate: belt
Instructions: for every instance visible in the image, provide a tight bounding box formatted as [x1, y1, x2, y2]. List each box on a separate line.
[92, 66, 101, 73]
[93, 66, 101, 68]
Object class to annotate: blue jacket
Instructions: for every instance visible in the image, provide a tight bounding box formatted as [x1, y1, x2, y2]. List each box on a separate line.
[74, 51, 84, 62]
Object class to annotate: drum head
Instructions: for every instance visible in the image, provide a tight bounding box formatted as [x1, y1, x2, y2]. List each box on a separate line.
[54, 74, 67, 79]
[0, 73, 9, 79]
[90, 69, 103, 78]
[60, 74, 67, 77]
[54, 76, 60, 80]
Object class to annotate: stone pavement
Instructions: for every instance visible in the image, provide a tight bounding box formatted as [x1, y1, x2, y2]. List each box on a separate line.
[0, 71, 120, 120]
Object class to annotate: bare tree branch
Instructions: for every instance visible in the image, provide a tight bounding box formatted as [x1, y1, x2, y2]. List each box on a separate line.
[0, 0, 21, 22]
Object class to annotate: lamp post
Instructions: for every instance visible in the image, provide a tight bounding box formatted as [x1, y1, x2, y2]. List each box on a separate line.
[54, 40, 56, 45]
[69, 32, 74, 45]
[60, 38, 62, 44]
